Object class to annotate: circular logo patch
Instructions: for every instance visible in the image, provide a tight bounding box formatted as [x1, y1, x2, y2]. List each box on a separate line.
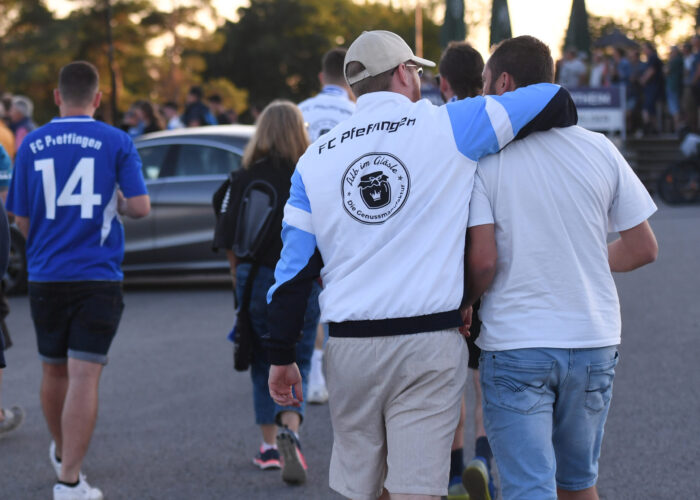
[309, 119, 338, 140]
[341, 152, 410, 224]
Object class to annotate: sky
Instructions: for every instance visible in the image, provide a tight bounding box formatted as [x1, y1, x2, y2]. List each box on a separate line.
[46, 0, 694, 60]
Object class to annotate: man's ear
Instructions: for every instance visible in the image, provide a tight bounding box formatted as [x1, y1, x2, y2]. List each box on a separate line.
[53, 89, 62, 107]
[93, 91, 103, 109]
[318, 71, 325, 86]
[439, 75, 450, 96]
[498, 72, 518, 94]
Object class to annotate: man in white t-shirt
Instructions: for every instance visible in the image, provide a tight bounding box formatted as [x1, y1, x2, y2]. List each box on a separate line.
[299, 47, 356, 142]
[464, 36, 658, 500]
[298, 47, 356, 405]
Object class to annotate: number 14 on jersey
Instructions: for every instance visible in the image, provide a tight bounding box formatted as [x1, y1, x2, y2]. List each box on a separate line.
[35, 158, 102, 219]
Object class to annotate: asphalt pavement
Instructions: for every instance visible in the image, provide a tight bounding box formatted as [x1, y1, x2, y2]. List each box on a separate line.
[0, 199, 698, 499]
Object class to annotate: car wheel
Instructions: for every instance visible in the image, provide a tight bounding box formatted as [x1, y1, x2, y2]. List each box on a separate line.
[4, 227, 27, 295]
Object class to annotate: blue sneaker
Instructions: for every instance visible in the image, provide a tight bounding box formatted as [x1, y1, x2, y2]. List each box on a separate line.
[462, 457, 493, 500]
[253, 447, 281, 470]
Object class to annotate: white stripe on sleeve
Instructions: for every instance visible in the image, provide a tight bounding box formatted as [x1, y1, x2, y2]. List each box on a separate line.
[283, 203, 314, 235]
[484, 96, 515, 150]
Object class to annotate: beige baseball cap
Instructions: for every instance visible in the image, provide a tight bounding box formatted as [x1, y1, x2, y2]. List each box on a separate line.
[344, 30, 436, 85]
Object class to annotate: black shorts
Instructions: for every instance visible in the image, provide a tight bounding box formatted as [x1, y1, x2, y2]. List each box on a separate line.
[466, 300, 482, 370]
[29, 281, 124, 365]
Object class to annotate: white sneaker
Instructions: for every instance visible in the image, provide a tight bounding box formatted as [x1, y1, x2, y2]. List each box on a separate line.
[0, 406, 25, 438]
[307, 350, 328, 404]
[50, 441, 87, 482]
[307, 382, 328, 404]
[53, 477, 103, 500]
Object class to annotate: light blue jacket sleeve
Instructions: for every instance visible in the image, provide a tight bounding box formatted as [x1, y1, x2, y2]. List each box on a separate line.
[446, 83, 574, 161]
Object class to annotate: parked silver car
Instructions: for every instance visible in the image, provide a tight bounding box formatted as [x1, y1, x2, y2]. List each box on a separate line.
[124, 125, 254, 275]
[4, 125, 254, 294]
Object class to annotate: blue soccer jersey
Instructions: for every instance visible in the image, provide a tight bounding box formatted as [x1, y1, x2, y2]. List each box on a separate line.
[6, 116, 147, 281]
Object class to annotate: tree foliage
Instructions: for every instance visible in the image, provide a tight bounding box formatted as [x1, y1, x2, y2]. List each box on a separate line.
[586, 0, 696, 50]
[0, 0, 225, 124]
[203, 0, 441, 107]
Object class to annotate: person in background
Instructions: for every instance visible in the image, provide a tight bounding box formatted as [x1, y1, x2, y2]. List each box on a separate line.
[6, 60, 150, 500]
[465, 35, 658, 500]
[639, 42, 664, 135]
[0, 146, 22, 440]
[588, 49, 610, 87]
[666, 45, 684, 133]
[162, 101, 184, 130]
[628, 49, 645, 135]
[297, 47, 357, 405]
[557, 48, 586, 89]
[9, 95, 36, 148]
[0, 102, 15, 159]
[208, 94, 231, 125]
[134, 100, 164, 135]
[437, 40, 496, 500]
[182, 86, 216, 127]
[681, 41, 698, 132]
[212, 100, 321, 486]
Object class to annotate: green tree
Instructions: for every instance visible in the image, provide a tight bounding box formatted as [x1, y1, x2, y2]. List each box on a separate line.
[588, 0, 696, 48]
[204, 0, 441, 109]
[441, 0, 467, 47]
[564, 0, 591, 55]
[489, 0, 511, 47]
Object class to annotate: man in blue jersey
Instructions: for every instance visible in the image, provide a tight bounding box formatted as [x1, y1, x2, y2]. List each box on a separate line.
[6, 61, 150, 500]
[264, 30, 576, 500]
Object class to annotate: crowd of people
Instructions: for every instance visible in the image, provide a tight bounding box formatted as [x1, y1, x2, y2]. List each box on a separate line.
[119, 86, 241, 138]
[0, 29, 659, 500]
[555, 37, 700, 137]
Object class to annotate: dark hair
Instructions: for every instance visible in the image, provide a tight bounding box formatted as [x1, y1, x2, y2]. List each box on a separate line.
[439, 41, 484, 99]
[188, 86, 203, 99]
[58, 61, 99, 106]
[346, 61, 394, 97]
[208, 93, 222, 104]
[488, 36, 554, 88]
[134, 100, 164, 130]
[163, 101, 178, 110]
[322, 48, 348, 83]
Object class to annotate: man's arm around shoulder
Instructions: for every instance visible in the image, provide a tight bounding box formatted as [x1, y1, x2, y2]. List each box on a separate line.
[608, 220, 658, 272]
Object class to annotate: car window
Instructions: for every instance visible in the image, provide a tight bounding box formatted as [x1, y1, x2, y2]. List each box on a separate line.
[173, 144, 242, 177]
[138, 145, 170, 180]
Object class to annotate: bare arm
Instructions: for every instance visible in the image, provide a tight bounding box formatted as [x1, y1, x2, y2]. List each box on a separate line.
[118, 192, 150, 219]
[225, 249, 238, 285]
[15, 215, 29, 239]
[608, 220, 658, 272]
[464, 224, 498, 307]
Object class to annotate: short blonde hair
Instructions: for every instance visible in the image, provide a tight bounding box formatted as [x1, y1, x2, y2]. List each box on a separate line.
[242, 100, 309, 169]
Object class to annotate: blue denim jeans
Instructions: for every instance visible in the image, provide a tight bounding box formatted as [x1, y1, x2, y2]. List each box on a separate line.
[236, 262, 321, 426]
[479, 346, 619, 500]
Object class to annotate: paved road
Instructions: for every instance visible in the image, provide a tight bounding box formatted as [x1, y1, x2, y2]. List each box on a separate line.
[0, 200, 698, 499]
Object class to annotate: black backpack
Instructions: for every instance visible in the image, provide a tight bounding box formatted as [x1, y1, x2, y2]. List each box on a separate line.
[213, 172, 280, 372]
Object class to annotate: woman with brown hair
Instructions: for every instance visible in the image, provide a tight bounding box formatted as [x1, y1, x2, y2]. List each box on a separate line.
[213, 100, 320, 485]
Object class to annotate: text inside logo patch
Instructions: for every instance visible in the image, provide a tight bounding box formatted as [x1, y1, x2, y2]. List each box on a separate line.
[341, 152, 410, 224]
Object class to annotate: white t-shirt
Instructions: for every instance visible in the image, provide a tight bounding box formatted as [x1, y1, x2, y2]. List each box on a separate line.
[468, 125, 657, 351]
[298, 85, 356, 141]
